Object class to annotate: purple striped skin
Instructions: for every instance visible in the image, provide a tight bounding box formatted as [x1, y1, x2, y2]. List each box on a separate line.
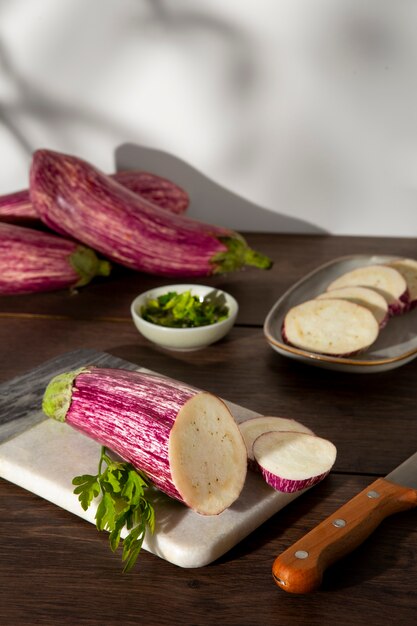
[63, 368, 201, 503]
[258, 467, 330, 493]
[30, 150, 266, 277]
[43, 366, 248, 515]
[0, 222, 109, 294]
[389, 289, 410, 315]
[30, 149, 231, 275]
[0, 171, 188, 222]
[113, 170, 189, 215]
[0, 189, 37, 219]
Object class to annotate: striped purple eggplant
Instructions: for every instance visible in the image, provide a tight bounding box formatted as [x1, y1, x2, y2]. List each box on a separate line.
[30, 149, 272, 277]
[112, 170, 189, 214]
[0, 189, 37, 220]
[42, 366, 247, 515]
[0, 222, 111, 294]
[0, 170, 188, 223]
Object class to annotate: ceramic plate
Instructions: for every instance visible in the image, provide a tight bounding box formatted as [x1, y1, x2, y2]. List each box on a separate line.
[264, 255, 417, 373]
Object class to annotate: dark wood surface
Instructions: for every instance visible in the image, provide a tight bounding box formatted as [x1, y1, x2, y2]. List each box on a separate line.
[1, 233, 416, 626]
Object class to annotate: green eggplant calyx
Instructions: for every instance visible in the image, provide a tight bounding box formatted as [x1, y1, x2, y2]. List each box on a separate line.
[42, 367, 89, 422]
[212, 237, 273, 274]
[70, 246, 111, 287]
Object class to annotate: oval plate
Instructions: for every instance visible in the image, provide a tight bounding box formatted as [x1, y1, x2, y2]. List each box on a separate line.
[264, 255, 417, 373]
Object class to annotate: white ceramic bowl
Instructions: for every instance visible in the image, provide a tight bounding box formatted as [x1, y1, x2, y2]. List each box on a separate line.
[130, 284, 238, 351]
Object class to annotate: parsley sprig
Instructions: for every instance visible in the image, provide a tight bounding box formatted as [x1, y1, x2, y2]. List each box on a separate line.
[72, 447, 155, 572]
[141, 289, 229, 328]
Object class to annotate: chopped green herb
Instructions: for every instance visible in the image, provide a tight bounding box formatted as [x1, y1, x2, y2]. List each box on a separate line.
[141, 290, 229, 328]
[72, 447, 155, 572]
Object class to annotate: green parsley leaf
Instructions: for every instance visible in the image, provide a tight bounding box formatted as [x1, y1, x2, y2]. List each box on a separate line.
[72, 446, 155, 572]
[140, 289, 230, 328]
[122, 523, 146, 573]
[72, 474, 100, 511]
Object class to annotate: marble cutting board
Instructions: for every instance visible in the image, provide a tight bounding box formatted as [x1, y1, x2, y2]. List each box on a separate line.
[0, 349, 303, 568]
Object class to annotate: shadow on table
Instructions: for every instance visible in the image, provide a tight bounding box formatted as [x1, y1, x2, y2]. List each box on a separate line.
[217, 472, 416, 593]
[114, 143, 327, 234]
[320, 510, 416, 592]
[213, 475, 340, 567]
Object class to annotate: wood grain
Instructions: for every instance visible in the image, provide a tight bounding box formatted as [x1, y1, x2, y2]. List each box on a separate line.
[1, 234, 416, 325]
[1, 233, 416, 625]
[0, 474, 416, 626]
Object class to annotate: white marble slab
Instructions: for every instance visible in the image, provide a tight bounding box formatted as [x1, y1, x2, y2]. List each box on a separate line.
[0, 350, 303, 568]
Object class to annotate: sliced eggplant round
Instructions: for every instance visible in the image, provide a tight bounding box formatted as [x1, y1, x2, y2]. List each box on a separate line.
[326, 264, 408, 315]
[282, 298, 379, 356]
[253, 430, 337, 493]
[239, 416, 314, 465]
[388, 258, 417, 310]
[316, 286, 389, 328]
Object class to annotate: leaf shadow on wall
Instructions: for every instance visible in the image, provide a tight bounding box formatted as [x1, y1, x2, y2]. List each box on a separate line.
[0, 32, 137, 163]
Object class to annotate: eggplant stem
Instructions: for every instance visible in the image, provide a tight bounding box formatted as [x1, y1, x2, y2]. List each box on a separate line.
[212, 237, 272, 273]
[70, 246, 111, 287]
[42, 367, 88, 422]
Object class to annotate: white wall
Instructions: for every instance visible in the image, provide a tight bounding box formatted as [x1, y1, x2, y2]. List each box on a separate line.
[1, 0, 416, 236]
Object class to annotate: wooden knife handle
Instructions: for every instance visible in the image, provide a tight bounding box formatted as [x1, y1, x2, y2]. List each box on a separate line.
[272, 478, 417, 594]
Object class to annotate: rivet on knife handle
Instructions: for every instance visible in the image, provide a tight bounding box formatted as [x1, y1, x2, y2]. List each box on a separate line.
[272, 477, 417, 594]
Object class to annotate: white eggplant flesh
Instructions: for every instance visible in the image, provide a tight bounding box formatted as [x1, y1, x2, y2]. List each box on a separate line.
[316, 286, 389, 328]
[388, 258, 417, 310]
[253, 431, 337, 493]
[326, 264, 408, 315]
[168, 392, 248, 515]
[282, 299, 379, 356]
[239, 416, 314, 468]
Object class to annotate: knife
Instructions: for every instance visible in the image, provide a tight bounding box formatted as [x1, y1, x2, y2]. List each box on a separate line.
[272, 452, 417, 593]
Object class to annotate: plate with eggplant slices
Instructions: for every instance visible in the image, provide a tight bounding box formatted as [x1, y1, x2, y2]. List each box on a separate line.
[264, 255, 417, 373]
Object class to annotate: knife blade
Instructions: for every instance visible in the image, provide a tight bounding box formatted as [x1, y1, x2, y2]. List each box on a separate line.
[272, 451, 417, 594]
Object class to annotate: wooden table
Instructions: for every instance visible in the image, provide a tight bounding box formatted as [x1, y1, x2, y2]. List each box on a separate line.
[1, 233, 416, 626]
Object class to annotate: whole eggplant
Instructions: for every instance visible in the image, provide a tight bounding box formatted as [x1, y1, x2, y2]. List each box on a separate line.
[0, 189, 37, 220]
[111, 170, 188, 214]
[0, 170, 188, 223]
[30, 149, 272, 277]
[0, 222, 111, 294]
